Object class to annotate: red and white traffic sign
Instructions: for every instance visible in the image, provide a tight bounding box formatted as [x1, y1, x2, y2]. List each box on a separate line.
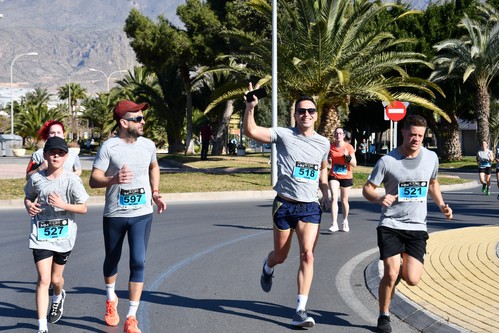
[383, 100, 408, 122]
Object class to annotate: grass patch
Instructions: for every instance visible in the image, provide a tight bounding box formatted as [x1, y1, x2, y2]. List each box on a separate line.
[439, 156, 477, 169]
[0, 154, 472, 201]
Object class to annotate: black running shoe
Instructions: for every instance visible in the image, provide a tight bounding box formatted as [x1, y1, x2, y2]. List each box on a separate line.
[48, 289, 65, 323]
[291, 310, 315, 328]
[377, 315, 392, 333]
[260, 258, 273, 292]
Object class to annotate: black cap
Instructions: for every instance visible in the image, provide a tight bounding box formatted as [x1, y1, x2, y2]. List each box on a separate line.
[44, 136, 69, 153]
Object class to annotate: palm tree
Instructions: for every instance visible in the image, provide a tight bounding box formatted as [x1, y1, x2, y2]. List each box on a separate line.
[58, 83, 87, 140]
[80, 93, 114, 139]
[430, 4, 499, 144]
[216, 0, 449, 140]
[117, 65, 182, 150]
[15, 89, 65, 146]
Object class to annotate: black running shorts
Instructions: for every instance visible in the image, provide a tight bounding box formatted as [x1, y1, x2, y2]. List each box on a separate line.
[377, 226, 428, 263]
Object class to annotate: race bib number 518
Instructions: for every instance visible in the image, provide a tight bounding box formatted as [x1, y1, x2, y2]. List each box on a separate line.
[292, 162, 319, 183]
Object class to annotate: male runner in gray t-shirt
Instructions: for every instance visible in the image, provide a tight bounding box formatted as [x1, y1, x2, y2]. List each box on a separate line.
[89, 99, 167, 333]
[362, 115, 453, 333]
[243, 84, 330, 328]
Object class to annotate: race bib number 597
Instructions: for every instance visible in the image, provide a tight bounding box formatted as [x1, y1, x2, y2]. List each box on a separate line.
[118, 188, 146, 208]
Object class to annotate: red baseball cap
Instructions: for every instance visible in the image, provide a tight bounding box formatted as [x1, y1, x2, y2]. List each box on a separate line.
[114, 100, 148, 121]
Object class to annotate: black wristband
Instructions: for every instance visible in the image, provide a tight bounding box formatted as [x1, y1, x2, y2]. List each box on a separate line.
[344, 154, 352, 163]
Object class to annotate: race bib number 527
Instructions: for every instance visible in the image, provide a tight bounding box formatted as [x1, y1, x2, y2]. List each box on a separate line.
[37, 219, 69, 241]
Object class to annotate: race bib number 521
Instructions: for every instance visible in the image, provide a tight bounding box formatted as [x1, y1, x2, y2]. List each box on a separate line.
[398, 181, 428, 202]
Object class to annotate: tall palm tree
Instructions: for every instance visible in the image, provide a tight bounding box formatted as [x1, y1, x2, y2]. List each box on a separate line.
[117, 65, 182, 150]
[57, 83, 87, 140]
[218, 0, 449, 140]
[430, 4, 499, 144]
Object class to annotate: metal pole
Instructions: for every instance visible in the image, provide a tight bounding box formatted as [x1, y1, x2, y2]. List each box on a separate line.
[10, 52, 38, 135]
[271, 0, 278, 186]
[107, 70, 127, 92]
[89, 68, 107, 91]
[68, 75, 72, 140]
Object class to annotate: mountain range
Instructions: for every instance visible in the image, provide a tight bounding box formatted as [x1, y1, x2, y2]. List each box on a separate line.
[0, 0, 184, 94]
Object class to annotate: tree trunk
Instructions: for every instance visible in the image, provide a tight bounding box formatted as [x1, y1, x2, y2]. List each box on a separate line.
[437, 114, 462, 161]
[317, 105, 340, 141]
[475, 85, 490, 144]
[212, 100, 234, 156]
[182, 66, 195, 155]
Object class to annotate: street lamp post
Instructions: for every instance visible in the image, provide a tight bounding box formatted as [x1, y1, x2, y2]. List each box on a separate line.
[10, 52, 38, 136]
[89, 68, 127, 92]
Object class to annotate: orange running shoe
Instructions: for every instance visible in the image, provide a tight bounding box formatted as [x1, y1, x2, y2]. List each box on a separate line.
[105, 294, 120, 326]
[124, 315, 141, 333]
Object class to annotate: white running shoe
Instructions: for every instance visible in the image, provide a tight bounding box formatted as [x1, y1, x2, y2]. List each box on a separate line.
[329, 222, 339, 232]
[342, 220, 350, 232]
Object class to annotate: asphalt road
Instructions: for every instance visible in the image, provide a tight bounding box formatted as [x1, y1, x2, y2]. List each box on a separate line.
[1, 180, 496, 333]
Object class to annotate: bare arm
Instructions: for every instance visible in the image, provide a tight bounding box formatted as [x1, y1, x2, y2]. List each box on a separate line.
[149, 160, 166, 214]
[362, 181, 398, 207]
[428, 178, 453, 219]
[26, 160, 48, 180]
[73, 168, 82, 177]
[48, 192, 87, 214]
[319, 160, 330, 208]
[89, 167, 117, 188]
[24, 197, 42, 216]
[243, 84, 271, 143]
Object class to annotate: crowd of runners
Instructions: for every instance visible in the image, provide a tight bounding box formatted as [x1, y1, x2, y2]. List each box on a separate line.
[22, 86, 497, 333]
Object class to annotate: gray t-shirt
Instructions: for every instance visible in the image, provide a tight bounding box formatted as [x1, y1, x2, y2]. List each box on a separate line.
[270, 127, 330, 202]
[25, 170, 89, 252]
[31, 148, 81, 172]
[92, 136, 157, 217]
[368, 147, 438, 231]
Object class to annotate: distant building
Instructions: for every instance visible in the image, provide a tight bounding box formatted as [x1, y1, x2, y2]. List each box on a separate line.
[459, 119, 477, 156]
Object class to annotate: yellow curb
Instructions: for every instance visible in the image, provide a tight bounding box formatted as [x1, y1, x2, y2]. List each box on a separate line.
[397, 226, 499, 333]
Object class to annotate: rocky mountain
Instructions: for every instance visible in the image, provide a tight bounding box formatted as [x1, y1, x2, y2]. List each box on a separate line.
[0, 0, 184, 93]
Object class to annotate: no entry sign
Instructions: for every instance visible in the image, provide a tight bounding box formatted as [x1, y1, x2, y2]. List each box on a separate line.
[383, 101, 408, 122]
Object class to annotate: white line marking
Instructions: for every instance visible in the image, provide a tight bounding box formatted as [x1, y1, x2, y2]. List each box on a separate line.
[336, 247, 379, 323]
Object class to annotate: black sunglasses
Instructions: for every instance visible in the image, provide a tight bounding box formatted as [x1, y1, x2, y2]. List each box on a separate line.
[124, 116, 145, 123]
[297, 108, 317, 115]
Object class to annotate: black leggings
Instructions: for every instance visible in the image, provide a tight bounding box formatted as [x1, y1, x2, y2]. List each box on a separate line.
[103, 214, 153, 282]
